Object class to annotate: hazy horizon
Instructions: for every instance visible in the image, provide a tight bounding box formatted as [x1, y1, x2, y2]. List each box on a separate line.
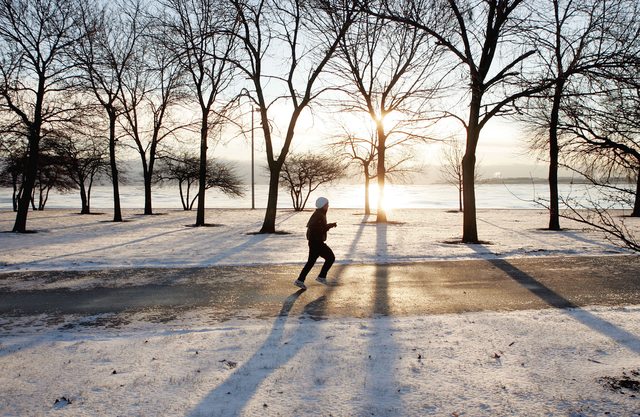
[117, 157, 574, 186]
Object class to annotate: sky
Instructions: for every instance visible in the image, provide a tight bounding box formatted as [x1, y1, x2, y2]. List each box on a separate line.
[212, 103, 547, 184]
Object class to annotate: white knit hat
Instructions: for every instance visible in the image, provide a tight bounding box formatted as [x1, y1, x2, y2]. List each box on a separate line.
[315, 196, 329, 209]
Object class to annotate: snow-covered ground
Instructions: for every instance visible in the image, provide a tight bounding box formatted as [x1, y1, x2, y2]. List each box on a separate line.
[1, 208, 639, 416]
[0, 208, 636, 274]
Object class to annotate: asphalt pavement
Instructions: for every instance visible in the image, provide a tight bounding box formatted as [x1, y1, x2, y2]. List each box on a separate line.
[1, 255, 639, 322]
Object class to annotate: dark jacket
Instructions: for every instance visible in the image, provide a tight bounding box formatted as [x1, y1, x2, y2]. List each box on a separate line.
[306, 209, 331, 243]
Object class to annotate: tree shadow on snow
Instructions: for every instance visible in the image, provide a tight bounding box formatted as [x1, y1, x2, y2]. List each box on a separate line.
[470, 245, 640, 355]
[358, 221, 405, 415]
[187, 289, 307, 417]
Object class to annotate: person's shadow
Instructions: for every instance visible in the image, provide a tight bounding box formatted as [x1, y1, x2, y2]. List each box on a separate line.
[190, 215, 373, 416]
[188, 289, 307, 417]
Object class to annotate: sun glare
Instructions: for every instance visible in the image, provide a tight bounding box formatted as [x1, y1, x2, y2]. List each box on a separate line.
[367, 183, 396, 212]
[374, 110, 403, 132]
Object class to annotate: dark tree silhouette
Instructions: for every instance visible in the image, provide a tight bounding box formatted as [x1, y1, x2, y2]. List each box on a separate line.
[0, 0, 86, 232]
[30, 145, 75, 211]
[523, 0, 639, 230]
[279, 152, 346, 211]
[330, 123, 418, 215]
[48, 122, 109, 214]
[0, 134, 27, 211]
[119, 9, 191, 215]
[561, 81, 640, 216]
[155, 153, 244, 210]
[228, 0, 358, 233]
[440, 137, 483, 213]
[75, 0, 141, 222]
[329, 126, 377, 214]
[370, 0, 548, 242]
[330, 8, 442, 222]
[2, 138, 76, 211]
[159, 0, 238, 226]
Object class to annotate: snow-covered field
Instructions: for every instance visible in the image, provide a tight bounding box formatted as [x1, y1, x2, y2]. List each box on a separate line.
[0, 208, 635, 275]
[1, 208, 639, 416]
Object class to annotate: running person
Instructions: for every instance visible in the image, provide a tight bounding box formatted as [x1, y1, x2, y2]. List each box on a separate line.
[294, 197, 336, 290]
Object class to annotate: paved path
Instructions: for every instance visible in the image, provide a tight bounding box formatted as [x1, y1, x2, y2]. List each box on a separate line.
[1, 255, 639, 321]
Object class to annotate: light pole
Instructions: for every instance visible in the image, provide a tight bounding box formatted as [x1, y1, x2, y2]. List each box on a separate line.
[251, 107, 255, 210]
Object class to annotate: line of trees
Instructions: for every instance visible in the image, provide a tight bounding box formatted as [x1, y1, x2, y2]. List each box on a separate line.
[368, 0, 639, 243]
[1, 0, 638, 246]
[0, 0, 244, 230]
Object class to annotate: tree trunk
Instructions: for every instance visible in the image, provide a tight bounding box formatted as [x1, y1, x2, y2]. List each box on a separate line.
[108, 111, 123, 222]
[292, 188, 301, 211]
[11, 175, 19, 212]
[364, 175, 370, 215]
[13, 127, 40, 232]
[461, 151, 478, 242]
[632, 165, 640, 217]
[143, 143, 157, 215]
[259, 168, 280, 233]
[547, 80, 564, 230]
[259, 106, 300, 233]
[458, 172, 463, 212]
[40, 186, 51, 210]
[376, 128, 387, 223]
[13, 73, 46, 232]
[77, 167, 90, 214]
[142, 164, 152, 215]
[462, 94, 481, 243]
[179, 181, 188, 210]
[87, 175, 94, 214]
[195, 115, 208, 226]
[79, 181, 90, 214]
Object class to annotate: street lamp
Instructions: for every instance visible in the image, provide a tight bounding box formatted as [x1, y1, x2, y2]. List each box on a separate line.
[251, 107, 260, 210]
[251, 108, 255, 209]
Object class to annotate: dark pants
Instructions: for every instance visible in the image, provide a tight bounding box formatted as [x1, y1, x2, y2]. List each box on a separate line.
[298, 241, 335, 281]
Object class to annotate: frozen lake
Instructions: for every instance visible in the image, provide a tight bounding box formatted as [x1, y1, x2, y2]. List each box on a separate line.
[0, 182, 631, 211]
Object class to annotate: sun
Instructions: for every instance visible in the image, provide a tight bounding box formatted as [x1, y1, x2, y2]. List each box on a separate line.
[367, 183, 395, 212]
[381, 110, 404, 130]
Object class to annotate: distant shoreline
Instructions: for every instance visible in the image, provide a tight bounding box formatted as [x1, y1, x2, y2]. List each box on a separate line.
[478, 177, 596, 185]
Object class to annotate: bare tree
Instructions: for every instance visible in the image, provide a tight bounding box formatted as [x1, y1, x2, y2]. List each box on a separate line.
[370, 0, 549, 242]
[279, 152, 346, 211]
[330, 121, 418, 214]
[159, 0, 237, 226]
[329, 125, 377, 214]
[0, 0, 86, 232]
[118, 15, 190, 215]
[48, 119, 109, 214]
[330, 10, 441, 222]
[154, 152, 198, 210]
[560, 195, 639, 253]
[154, 152, 244, 210]
[0, 132, 26, 211]
[440, 138, 464, 212]
[228, 0, 358, 233]
[75, 0, 141, 222]
[440, 137, 484, 212]
[561, 80, 640, 216]
[30, 143, 75, 210]
[523, 0, 639, 230]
